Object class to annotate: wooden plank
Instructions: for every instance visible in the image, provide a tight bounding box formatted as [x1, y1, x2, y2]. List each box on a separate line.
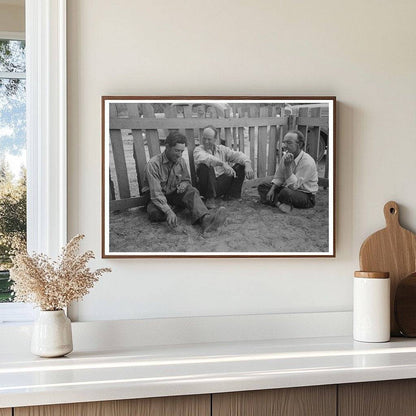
[197, 104, 205, 141]
[141, 104, 161, 157]
[164, 105, 178, 135]
[127, 104, 147, 193]
[297, 107, 309, 151]
[111, 195, 150, 212]
[109, 129, 130, 199]
[109, 171, 115, 200]
[115, 103, 128, 118]
[130, 132, 147, 193]
[183, 106, 197, 186]
[238, 126, 245, 152]
[15, 395, 210, 416]
[278, 107, 288, 163]
[224, 108, 232, 148]
[109, 103, 117, 118]
[248, 106, 258, 170]
[225, 127, 233, 147]
[0, 409, 12, 416]
[233, 126, 237, 149]
[257, 107, 268, 178]
[243, 175, 328, 189]
[233, 106, 238, 149]
[277, 123, 284, 164]
[217, 128, 222, 143]
[288, 114, 296, 130]
[324, 141, 329, 181]
[267, 106, 278, 176]
[237, 106, 245, 152]
[338, 380, 416, 416]
[296, 116, 328, 128]
[307, 107, 321, 161]
[109, 116, 289, 131]
[213, 385, 336, 416]
[231, 104, 238, 148]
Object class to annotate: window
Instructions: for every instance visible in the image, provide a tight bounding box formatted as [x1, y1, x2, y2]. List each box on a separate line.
[0, 0, 67, 323]
[0, 34, 26, 306]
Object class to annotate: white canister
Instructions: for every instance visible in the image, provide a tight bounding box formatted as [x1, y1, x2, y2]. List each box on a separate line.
[353, 271, 390, 342]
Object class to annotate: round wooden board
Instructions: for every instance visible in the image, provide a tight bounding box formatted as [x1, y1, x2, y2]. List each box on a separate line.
[395, 273, 416, 337]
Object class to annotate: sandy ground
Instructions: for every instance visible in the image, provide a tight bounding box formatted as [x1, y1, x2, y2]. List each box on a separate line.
[109, 184, 329, 254]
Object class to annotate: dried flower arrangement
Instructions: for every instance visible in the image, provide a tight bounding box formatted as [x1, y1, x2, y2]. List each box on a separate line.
[10, 234, 111, 311]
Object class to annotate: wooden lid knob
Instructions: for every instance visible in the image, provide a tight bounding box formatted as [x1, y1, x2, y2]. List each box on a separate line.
[354, 271, 390, 279]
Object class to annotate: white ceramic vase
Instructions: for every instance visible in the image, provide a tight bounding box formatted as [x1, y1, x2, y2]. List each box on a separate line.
[31, 310, 73, 357]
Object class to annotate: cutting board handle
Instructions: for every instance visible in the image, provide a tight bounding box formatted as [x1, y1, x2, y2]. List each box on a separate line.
[384, 201, 400, 228]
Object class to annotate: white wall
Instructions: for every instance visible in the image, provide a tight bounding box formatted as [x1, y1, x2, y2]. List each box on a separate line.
[67, 0, 416, 322]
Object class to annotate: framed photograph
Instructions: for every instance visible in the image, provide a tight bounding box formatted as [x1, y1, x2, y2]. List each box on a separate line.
[102, 96, 336, 258]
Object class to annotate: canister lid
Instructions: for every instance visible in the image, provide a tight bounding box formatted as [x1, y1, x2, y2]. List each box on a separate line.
[354, 271, 389, 279]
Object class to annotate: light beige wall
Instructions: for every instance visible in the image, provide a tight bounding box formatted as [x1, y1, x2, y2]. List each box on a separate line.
[0, 4, 24, 33]
[67, 0, 416, 321]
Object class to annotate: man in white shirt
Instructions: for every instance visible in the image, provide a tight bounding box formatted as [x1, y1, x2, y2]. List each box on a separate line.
[194, 126, 254, 209]
[258, 130, 318, 213]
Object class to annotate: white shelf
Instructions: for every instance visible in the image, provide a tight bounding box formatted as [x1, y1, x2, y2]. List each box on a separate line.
[2, 335, 416, 408]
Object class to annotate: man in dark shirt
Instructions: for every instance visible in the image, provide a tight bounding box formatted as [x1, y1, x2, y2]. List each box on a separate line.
[142, 131, 226, 232]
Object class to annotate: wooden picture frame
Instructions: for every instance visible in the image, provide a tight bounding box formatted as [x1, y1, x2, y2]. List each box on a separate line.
[102, 96, 336, 258]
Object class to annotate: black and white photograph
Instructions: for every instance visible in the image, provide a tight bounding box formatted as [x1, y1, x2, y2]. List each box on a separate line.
[102, 97, 335, 257]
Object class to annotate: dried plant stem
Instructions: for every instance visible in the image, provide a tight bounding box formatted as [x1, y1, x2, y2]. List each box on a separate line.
[10, 234, 111, 310]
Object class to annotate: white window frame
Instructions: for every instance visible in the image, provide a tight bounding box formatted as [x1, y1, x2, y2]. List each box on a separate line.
[0, 0, 67, 323]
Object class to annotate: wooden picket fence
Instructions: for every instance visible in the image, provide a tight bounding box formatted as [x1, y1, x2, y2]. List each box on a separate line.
[108, 103, 329, 212]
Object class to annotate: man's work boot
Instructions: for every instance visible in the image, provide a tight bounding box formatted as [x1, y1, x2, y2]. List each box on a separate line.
[205, 197, 216, 209]
[201, 207, 227, 233]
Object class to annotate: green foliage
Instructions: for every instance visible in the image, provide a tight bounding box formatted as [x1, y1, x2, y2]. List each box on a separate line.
[0, 270, 11, 302]
[0, 160, 26, 301]
[0, 39, 25, 74]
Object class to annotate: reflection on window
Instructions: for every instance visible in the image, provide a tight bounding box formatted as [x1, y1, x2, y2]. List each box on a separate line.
[0, 39, 26, 303]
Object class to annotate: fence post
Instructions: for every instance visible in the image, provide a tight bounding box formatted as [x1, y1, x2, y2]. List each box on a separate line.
[296, 107, 309, 152]
[196, 104, 205, 140]
[231, 104, 238, 149]
[109, 104, 130, 199]
[308, 107, 322, 161]
[183, 105, 197, 186]
[249, 105, 257, 173]
[224, 108, 233, 148]
[141, 104, 161, 157]
[267, 106, 278, 176]
[257, 106, 268, 178]
[128, 103, 147, 194]
[238, 105, 245, 152]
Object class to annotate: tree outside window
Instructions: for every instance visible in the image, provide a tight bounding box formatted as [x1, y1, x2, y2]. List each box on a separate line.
[0, 38, 26, 302]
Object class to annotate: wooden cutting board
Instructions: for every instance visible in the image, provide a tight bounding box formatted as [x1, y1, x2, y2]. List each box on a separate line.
[395, 272, 416, 337]
[359, 201, 416, 336]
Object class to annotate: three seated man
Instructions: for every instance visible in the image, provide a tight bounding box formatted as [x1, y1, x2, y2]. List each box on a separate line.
[143, 127, 318, 231]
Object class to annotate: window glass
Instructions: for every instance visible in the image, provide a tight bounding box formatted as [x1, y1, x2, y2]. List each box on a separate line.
[0, 39, 26, 303]
[0, 39, 26, 73]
